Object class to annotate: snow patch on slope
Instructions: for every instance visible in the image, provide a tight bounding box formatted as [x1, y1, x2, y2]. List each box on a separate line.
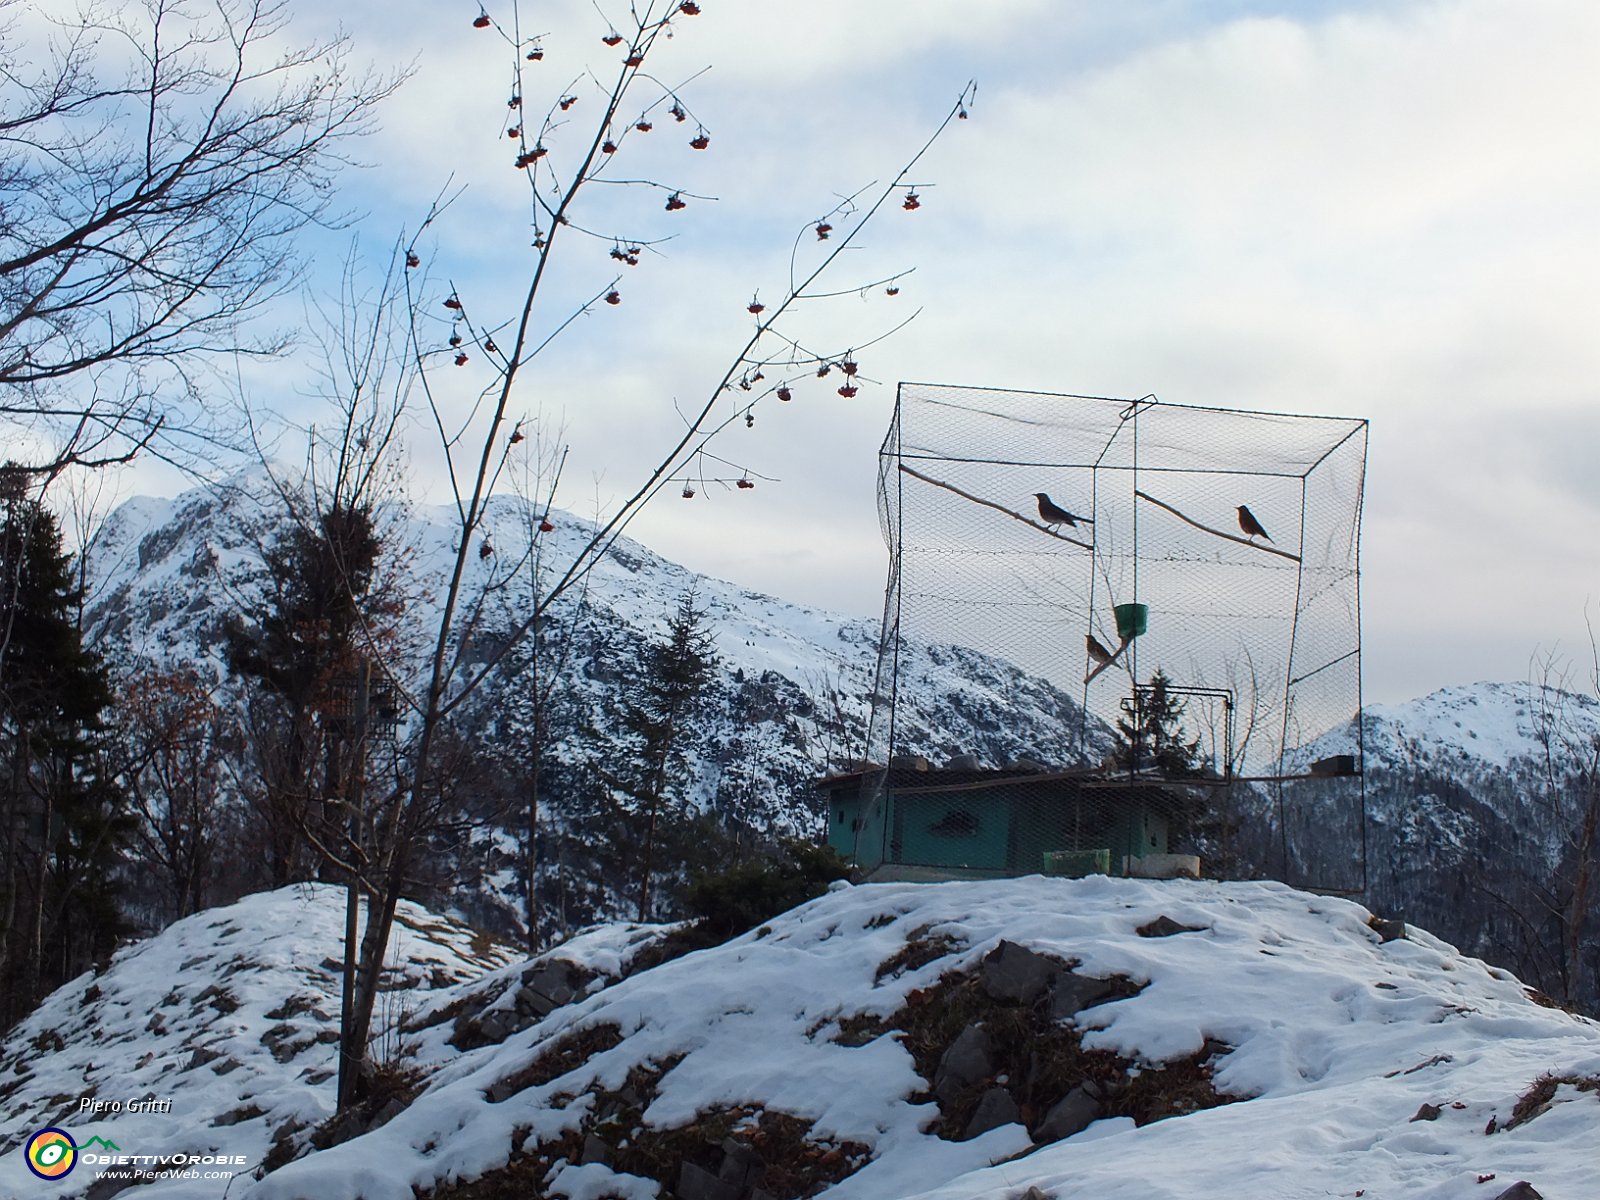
[0, 885, 517, 1198]
[234, 877, 1600, 1200]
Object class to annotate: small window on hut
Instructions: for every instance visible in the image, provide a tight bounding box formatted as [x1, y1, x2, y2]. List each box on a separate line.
[929, 809, 979, 838]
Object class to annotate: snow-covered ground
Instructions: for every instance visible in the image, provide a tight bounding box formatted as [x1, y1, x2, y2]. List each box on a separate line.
[5, 877, 1593, 1199]
[0, 885, 519, 1198]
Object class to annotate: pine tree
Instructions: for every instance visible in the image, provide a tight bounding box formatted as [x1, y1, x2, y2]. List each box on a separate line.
[226, 502, 388, 885]
[1113, 670, 1204, 779]
[615, 590, 717, 920]
[0, 479, 127, 1024]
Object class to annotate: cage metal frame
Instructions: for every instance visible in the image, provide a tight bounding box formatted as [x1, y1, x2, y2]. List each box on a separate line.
[860, 382, 1369, 892]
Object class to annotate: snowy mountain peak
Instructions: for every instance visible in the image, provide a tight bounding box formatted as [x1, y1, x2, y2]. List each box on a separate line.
[1363, 679, 1600, 771]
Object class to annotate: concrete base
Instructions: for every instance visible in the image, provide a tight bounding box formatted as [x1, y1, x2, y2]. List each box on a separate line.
[861, 858, 1203, 884]
[1124, 853, 1202, 880]
[863, 864, 1015, 883]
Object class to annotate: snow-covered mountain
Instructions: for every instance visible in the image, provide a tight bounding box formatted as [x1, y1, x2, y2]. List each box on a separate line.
[83, 474, 1110, 777]
[81, 475, 1113, 932]
[1296, 680, 1600, 1012]
[1300, 680, 1600, 783]
[76, 477, 1600, 1010]
[2, 879, 1595, 1199]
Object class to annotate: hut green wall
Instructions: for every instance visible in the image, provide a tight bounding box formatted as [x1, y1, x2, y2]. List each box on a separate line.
[824, 777, 1173, 877]
[892, 789, 1010, 871]
[826, 784, 887, 871]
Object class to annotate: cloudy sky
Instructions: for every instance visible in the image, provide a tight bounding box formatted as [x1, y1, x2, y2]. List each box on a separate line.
[110, 0, 1600, 704]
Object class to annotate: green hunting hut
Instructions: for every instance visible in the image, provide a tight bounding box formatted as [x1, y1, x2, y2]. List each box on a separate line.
[820, 760, 1197, 881]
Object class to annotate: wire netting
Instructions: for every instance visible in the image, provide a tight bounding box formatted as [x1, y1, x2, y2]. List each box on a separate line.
[853, 383, 1367, 892]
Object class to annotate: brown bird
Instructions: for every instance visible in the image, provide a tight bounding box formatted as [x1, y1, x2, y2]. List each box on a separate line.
[1086, 634, 1116, 667]
[1035, 492, 1092, 529]
[1236, 505, 1271, 542]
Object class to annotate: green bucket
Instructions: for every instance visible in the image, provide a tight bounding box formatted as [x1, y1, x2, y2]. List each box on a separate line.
[1113, 602, 1148, 641]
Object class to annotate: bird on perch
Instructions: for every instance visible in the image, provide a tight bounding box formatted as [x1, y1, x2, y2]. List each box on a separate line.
[1236, 505, 1271, 542]
[1086, 634, 1116, 667]
[1035, 492, 1092, 529]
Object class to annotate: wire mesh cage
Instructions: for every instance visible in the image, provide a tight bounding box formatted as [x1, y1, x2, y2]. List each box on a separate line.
[841, 383, 1368, 892]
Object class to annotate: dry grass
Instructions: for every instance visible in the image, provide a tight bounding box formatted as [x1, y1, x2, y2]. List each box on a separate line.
[1502, 1072, 1600, 1131]
[874, 924, 966, 983]
[487, 1022, 624, 1102]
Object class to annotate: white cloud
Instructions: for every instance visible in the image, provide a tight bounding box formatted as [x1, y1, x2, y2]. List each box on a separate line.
[85, 0, 1600, 705]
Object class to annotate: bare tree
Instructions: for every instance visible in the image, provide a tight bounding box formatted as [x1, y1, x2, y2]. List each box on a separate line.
[503, 453, 591, 953]
[116, 663, 233, 921]
[231, 237, 435, 1112]
[1476, 655, 1600, 1010]
[263, 1, 972, 1116]
[0, 0, 403, 475]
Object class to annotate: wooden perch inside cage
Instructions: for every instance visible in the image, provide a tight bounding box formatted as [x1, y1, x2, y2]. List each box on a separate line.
[1134, 489, 1302, 563]
[899, 464, 1094, 550]
[1083, 637, 1130, 685]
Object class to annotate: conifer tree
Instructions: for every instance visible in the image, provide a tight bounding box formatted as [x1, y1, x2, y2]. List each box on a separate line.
[1113, 669, 1204, 779]
[226, 503, 388, 885]
[616, 590, 717, 920]
[0, 473, 126, 1024]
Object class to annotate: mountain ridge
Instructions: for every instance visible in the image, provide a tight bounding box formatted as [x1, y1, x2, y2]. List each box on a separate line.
[75, 476, 1600, 1010]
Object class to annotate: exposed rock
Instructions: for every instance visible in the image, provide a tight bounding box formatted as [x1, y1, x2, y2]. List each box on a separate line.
[718, 1137, 765, 1188]
[1409, 1102, 1442, 1122]
[476, 1010, 514, 1044]
[455, 963, 597, 1049]
[513, 987, 556, 1019]
[935, 1024, 995, 1102]
[1368, 917, 1407, 943]
[485, 1076, 518, 1103]
[964, 1086, 1021, 1139]
[520, 959, 583, 1008]
[581, 1133, 611, 1165]
[982, 940, 1058, 1003]
[1049, 972, 1124, 1020]
[1136, 916, 1207, 938]
[369, 1097, 406, 1129]
[184, 1046, 221, 1071]
[1492, 1184, 1543, 1200]
[1033, 1082, 1104, 1143]
[212, 1103, 265, 1126]
[677, 1158, 741, 1200]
